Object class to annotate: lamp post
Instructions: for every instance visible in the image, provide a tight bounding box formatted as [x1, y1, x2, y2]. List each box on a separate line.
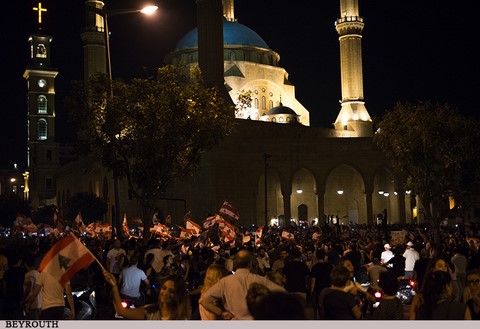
[87, 2, 158, 239]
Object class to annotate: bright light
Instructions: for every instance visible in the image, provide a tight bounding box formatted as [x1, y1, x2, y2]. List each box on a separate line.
[406, 190, 411, 194]
[378, 190, 384, 195]
[10, 178, 16, 183]
[337, 190, 344, 195]
[394, 191, 398, 195]
[384, 192, 389, 197]
[140, 6, 158, 15]
[296, 188, 303, 194]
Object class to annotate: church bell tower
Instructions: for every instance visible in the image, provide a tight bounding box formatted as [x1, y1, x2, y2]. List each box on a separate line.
[23, 2, 59, 207]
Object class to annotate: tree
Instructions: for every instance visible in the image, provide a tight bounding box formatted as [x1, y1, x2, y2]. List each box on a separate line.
[374, 101, 480, 242]
[67, 64, 237, 239]
[63, 192, 108, 225]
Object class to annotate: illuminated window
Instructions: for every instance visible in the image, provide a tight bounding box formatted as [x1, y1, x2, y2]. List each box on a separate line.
[36, 44, 47, 58]
[38, 119, 47, 140]
[37, 95, 47, 114]
[279, 117, 284, 122]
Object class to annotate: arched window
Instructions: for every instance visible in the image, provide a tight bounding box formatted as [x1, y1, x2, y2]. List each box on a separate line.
[262, 96, 266, 110]
[272, 117, 276, 122]
[269, 100, 273, 109]
[279, 117, 285, 122]
[286, 117, 291, 122]
[254, 98, 259, 109]
[38, 119, 47, 140]
[36, 44, 47, 58]
[37, 95, 47, 114]
[230, 52, 236, 61]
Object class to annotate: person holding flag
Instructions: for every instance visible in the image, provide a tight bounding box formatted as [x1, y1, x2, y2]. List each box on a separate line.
[24, 233, 96, 319]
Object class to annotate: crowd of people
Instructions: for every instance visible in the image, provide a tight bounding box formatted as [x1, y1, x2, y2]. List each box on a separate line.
[0, 220, 480, 320]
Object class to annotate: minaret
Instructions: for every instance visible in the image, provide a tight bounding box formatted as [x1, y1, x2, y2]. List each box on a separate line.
[334, 0, 372, 137]
[196, 0, 234, 106]
[80, 0, 107, 82]
[223, 0, 236, 22]
[23, 2, 59, 207]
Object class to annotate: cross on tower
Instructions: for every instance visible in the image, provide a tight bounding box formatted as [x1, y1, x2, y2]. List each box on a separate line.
[33, 2, 47, 24]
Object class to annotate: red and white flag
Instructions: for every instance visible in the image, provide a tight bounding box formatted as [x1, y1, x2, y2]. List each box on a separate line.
[122, 213, 129, 234]
[74, 212, 87, 234]
[218, 201, 240, 221]
[185, 219, 202, 236]
[177, 226, 193, 240]
[150, 223, 170, 237]
[219, 220, 236, 242]
[255, 226, 264, 246]
[281, 230, 295, 241]
[203, 214, 221, 229]
[39, 233, 96, 287]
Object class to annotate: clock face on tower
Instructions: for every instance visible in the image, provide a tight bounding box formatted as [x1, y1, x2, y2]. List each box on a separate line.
[38, 79, 47, 88]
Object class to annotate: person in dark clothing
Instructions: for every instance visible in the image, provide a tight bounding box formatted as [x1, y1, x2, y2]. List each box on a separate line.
[310, 249, 332, 319]
[318, 264, 362, 320]
[415, 270, 471, 319]
[386, 245, 406, 279]
[282, 248, 309, 301]
[373, 271, 404, 320]
[327, 242, 342, 267]
[344, 242, 363, 283]
[465, 269, 480, 320]
[3, 254, 27, 319]
[413, 248, 430, 292]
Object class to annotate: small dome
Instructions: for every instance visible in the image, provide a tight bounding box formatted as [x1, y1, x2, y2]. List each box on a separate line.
[267, 104, 298, 116]
[175, 20, 270, 50]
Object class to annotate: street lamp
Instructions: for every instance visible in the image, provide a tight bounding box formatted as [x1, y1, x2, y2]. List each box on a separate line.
[87, 2, 158, 239]
[87, 3, 158, 91]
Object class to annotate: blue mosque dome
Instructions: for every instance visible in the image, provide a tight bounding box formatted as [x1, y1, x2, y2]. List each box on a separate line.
[175, 20, 270, 50]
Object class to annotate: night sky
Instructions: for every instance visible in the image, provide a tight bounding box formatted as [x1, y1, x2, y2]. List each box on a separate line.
[2, 0, 478, 169]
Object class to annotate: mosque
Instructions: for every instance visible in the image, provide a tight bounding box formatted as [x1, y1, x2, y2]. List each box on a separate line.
[22, 0, 416, 228]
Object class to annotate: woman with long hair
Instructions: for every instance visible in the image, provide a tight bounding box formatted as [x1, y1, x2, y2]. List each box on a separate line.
[103, 269, 191, 320]
[199, 264, 229, 320]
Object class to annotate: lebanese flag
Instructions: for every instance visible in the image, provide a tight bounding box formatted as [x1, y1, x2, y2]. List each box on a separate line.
[178, 226, 193, 240]
[255, 226, 264, 246]
[220, 221, 236, 242]
[218, 201, 240, 221]
[39, 233, 96, 287]
[185, 219, 201, 236]
[203, 214, 220, 229]
[74, 212, 87, 234]
[122, 213, 129, 234]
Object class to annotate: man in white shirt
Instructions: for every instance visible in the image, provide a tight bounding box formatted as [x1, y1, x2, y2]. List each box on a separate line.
[380, 243, 394, 264]
[403, 241, 420, 278]
[119, 256, 150, 307]
[106, 239, 126, 279]
[200, 249, 286, 319]
[25, 271, 75, 320]
[143, 240, 174, 274]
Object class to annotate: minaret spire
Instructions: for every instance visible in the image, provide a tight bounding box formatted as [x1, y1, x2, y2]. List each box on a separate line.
[222, 0, 236, 22]
[334, 0, 372, 137]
